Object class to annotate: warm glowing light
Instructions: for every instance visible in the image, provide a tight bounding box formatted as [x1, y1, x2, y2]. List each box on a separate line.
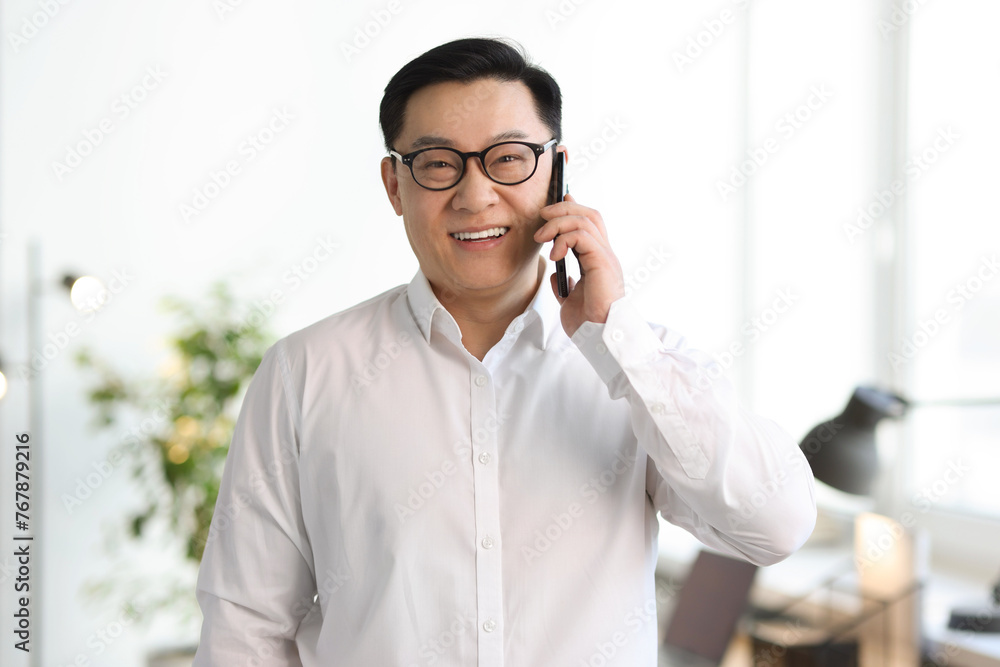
[167, 443, 190, 465]
[69, 276, 109, 312]
[158, 354, 184, 380]
[174, 415, 199, 438]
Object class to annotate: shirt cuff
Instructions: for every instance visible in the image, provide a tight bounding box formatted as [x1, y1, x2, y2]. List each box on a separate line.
[571, 297, 669, 385]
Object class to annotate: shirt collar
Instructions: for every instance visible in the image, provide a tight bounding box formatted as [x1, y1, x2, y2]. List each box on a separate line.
[405, 256, 561, 351]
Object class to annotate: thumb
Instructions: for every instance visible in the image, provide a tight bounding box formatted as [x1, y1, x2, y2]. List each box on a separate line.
[549, 272, 565, 304]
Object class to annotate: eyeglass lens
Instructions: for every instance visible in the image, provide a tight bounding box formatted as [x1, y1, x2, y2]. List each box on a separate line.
[411, 143, 538, 188]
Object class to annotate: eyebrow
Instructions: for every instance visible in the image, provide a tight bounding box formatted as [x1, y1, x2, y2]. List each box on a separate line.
[407, 129, 532, 151]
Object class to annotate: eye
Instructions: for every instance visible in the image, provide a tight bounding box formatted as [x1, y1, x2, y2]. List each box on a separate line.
[490, 153, 525, 167]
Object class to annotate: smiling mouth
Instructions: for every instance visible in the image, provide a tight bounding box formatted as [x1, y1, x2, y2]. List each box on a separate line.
[449, 227, 510, 241]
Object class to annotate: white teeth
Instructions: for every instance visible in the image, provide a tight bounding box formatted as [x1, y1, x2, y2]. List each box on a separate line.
[450, 227, 509, 241]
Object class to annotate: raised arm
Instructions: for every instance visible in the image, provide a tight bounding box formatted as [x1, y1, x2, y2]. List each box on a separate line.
[571, 299, 816, 565]
[537, 193, 816, 565]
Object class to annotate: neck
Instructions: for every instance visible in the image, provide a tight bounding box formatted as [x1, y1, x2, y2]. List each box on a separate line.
[432, 258, 544, 361]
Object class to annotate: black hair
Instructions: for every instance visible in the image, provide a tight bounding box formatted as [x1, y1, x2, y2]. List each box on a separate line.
[379, 37, 562, 153]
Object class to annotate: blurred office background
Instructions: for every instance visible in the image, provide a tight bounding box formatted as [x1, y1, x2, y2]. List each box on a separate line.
[0, 0, 997, 665]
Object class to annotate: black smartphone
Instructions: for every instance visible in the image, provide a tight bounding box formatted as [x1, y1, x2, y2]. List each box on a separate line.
[549, 150, 570, 298]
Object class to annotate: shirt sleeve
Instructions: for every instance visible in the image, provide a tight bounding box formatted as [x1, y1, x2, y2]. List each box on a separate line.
[571, 297, 817, 566]
[193, 340, 316, 665]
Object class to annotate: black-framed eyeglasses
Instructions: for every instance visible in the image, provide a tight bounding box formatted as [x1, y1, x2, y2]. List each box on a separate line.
[389, 138, 557, 191]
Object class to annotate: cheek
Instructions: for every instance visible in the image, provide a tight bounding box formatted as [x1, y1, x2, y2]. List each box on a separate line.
[507, 180, 550, 219]
[519, 190, 550, 225]
[400, 204, 447, 253]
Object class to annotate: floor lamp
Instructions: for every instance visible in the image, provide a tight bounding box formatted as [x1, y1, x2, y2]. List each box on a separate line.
[0, 239, 96, 667]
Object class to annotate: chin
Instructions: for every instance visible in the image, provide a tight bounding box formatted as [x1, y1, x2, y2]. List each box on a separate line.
[448, 261, 536, 294]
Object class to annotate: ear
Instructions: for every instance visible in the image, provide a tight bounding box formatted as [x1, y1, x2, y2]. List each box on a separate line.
[380, 156, 404, 216]
[557, 144, 569, 164]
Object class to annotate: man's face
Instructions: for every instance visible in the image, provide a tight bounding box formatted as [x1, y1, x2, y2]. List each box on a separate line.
[381, 78, 563, 302]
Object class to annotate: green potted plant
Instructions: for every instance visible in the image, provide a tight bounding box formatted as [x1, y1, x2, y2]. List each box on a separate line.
[76, 282, 274, 660]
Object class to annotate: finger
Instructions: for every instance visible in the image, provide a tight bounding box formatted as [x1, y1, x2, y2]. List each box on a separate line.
[548, 228, 606, 263]
[540, 196, 596, 219]
[541, 198, 599, 220]
[563, 194, 609, 240]
[541, 197, 608, 240]
[535, 215, 607, 246]
[549, 272, 566, 304]
[552, 233, 620, 285]
[540, 209, 609, 247]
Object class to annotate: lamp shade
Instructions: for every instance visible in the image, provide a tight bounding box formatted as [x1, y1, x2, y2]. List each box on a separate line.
[799, 386, 907, 495]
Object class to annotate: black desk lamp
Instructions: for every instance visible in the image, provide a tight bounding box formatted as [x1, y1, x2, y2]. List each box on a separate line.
[799, 386, 907, 495]
[799, 386, 1000, 633]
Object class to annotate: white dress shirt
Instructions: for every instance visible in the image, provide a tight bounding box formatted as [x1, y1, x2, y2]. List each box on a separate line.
[193, 261, 816, 667]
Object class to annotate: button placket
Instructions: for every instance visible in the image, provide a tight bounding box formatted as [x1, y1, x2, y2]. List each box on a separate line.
[469, 364, 504, 664]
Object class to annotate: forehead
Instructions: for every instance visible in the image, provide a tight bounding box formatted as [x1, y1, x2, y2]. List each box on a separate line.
[399, 78, 548, 150]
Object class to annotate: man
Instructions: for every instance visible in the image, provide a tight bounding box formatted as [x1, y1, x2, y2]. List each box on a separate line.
[194, 38, 816, 666]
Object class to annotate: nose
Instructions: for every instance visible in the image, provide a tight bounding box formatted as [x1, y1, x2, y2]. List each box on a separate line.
[451, 156, 499, 213]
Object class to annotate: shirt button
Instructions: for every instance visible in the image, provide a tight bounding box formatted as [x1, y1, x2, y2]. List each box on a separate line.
[475, 375, 488, 387]
[512, 321, 524, 333]
[478, 452, 491, 465]
[481, 536, 495, 549]
[611, 329, 624, 342]
[595, 343, 607, 355]
[651, 402, 666, 415]
[483, 619, 497, 633]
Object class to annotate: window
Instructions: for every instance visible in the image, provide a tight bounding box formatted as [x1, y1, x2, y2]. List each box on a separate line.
[904, 0, 1000, 521]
